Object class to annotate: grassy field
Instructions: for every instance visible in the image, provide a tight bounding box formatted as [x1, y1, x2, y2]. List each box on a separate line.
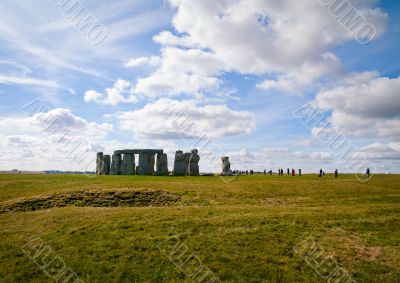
[0, 173, 399, 282]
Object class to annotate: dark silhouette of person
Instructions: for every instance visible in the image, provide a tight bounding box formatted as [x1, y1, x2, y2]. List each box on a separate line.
[292, 168, 295, 176]
[287, 168, 290, 175]
[366, 167, 370, 177]
[299, 169, 302, 176]
[335, 169, 338, 178]
[319, 169, 323, 177]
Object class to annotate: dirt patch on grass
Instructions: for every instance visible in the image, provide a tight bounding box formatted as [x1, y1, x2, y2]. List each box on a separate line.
[327, 228, 383, 262]
[0, 190, 181, 213]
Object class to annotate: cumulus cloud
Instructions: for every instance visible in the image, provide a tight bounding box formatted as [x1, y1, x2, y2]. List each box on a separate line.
[315, 76, 400, 138]
[0, 108, 113, 171]
[84, 79, 138, 105]
[114, 98, 255, 140]
[225, 147, 334, 171]
[353, 142, 400, 160]
[125, 56, 161, 68]
[132, 48, 224, 98]
[144, 0, 387, 96]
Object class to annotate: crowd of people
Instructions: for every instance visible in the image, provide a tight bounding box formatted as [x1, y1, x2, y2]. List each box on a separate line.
[231, 168, 371, 178]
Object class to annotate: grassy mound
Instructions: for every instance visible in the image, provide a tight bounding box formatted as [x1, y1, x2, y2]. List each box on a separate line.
[0, 190, 181, 213]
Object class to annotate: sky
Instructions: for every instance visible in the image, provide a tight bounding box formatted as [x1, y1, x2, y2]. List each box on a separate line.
[0, 0, 399, 173]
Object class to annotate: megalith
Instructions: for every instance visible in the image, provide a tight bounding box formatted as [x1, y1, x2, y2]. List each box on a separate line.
[173, 150, 186, 175]
[156, 153, 168, 176]
[111, 153, 122, 175]
[188, 149, 200, 176]
[96, 152, 103, 175]
[221, 156, 232, 175]
[138, 153, 150, 175]
[121, 153, 135, 175]
[102, 155, 111, 175]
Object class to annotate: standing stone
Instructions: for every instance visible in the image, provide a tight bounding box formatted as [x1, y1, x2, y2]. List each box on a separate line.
[221, 156, 232, 175]
[138, 153, 150, 175]
[102, 155, 111, 175]
[183, 152, 190, 175]
[156, 153, 168, 176]
[188, 149, 200, 176]
[173, 150, 186, 176]
[121, 153, 135, 175]
[96, 152, 103, 175]
[148, 154, 155, 175]
[111, 153, 122, 175]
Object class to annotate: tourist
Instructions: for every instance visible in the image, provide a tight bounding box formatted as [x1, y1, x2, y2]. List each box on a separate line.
[335, 169, 338, 178]
[366, 167, 370, 178]
[292, 168, 295, 176]
[299, 169, 302, 176]
[319, 169, 323, 177]
[287, 168, 290, 175]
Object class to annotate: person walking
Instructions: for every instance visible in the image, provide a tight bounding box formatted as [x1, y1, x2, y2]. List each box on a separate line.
[335, 169, 338, 178]
[319, 169, 323, 177]
[366, 167, 370, 178]
[299, 169, 302, 176]
[291, 168, 295, 176]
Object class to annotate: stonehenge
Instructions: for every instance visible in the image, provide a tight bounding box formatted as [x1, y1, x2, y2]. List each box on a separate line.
[102, 155, 111, 175]
[188, 149, 200, 176]
[97, 149, 168, 176]
[96, 148, 201, 176]
[111, 153, 122, 175]
[221, 156, 232, 176]
[121, 153, 135, 175]
[156, 153, 168, 176]
[96, 152, 103, 175]
[173, 149, 200, 176]
[173, 150, 187, 175]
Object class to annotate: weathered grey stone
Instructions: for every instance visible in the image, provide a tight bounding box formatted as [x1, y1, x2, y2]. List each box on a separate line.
[138, 153, 150, 175]
[188, 149, 200, 176]
[183, 152, 190, 175]
[96, 152, 103, 175]
[111, 154, 122, 175]
[156, 153, 168, 176]
[148, 154, 155, 175]
[221, 156, 232, 175]
[121, 153, 135, 175]
[173, 150, 186, 176]
[102, 155, 111, 175]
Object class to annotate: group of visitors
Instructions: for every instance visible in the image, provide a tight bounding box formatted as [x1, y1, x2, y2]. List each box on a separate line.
[233, 168, 371, 178]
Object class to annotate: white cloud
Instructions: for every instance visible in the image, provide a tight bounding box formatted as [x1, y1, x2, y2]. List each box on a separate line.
[132, 47, 224, 98]
[114, 98, 255, 140]
[153, 31, 198, 48]
[0, 108, 113, 171]
[316, 76, 400, 138]
[0, 74, 62, 90]
[84, 79, 138, 105]
[164, 0, 385, 81]
[354, 142, 400, 160]
[225, 147, 334, 171]
[125, 56, 161, 68]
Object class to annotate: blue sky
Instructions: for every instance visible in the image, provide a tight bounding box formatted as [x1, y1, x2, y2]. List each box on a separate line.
[0, 0, 399, 173]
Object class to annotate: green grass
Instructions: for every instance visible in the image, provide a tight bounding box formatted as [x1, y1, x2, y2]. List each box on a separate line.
[0, 174, 399, 282]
